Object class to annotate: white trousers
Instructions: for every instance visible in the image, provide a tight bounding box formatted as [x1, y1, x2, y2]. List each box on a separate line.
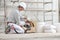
[8, 23, 25, 34]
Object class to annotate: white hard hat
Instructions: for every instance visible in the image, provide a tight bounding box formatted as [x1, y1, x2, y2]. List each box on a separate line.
[18, 2, 26, 9]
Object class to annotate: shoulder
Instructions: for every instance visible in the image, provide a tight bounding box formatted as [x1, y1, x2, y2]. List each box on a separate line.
[10, 9, 18, 15]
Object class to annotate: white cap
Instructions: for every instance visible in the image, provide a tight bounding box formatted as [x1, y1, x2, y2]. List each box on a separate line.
[18, 2, 26, 9]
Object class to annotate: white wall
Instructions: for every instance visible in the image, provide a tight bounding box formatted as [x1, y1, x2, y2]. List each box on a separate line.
[0, 0, 59, 25]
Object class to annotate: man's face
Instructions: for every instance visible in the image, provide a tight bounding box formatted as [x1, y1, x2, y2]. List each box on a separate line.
[18, 6, 24, 11]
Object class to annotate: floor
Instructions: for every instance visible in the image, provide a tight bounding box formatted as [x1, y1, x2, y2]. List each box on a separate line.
[0, 33, 60, 40]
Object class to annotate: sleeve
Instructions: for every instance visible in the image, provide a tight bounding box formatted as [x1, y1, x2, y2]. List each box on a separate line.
[14, 12, 21, 25]
[15, 12, 25, 25]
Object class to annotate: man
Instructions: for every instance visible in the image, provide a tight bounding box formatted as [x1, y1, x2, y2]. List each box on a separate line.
[5, 2, 31, 34]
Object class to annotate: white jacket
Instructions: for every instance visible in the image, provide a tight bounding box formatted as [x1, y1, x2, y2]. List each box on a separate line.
[7, 10, 26, 25]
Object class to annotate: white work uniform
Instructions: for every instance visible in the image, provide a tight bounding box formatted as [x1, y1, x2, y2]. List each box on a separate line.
[7, 10, 25, 33]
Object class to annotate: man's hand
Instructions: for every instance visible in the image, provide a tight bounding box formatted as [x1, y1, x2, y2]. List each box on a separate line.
[20, 25, 27, 30]
[22, 27, 27, 30]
